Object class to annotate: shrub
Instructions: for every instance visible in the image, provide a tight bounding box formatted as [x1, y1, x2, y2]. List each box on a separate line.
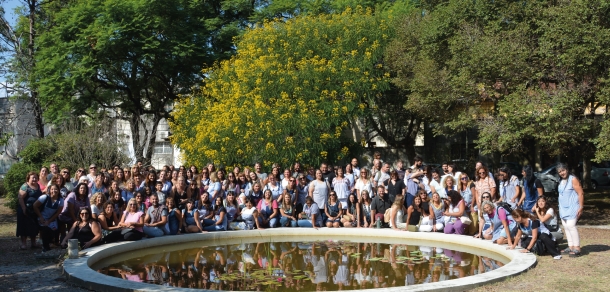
[4, 162, 37, 211]
[19, 138, 56, 166]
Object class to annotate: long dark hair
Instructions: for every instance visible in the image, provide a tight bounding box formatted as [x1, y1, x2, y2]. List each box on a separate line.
[75, 182, 89, 199]
[511, 208, 537, 221]
[447, 190, 462, 206]
[77, 207, 93, 224]
[423, 165, 433, 182]
[499, 166, 512, 180]
[522, 165, 535, 186]
[347, 193, 358, 211]
[101, 201, 115, 218]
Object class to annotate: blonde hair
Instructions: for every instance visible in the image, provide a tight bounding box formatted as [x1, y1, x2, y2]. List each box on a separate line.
[127, 198, 138, 210]
[392, 194, 404, 207]
[442, 176, 455, 189]
[458, 174, 472, 191]
[210, 172, 218, 183]
[90, 192, 107, 206]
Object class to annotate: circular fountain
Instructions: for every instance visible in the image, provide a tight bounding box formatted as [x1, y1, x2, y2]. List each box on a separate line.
[63, 228, 536, 291]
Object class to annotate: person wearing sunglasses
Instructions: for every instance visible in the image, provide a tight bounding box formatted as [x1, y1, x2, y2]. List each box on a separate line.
[475, 192, 494, 238]
[475, 199, 517, 246]
[61, 168, 75, 193]
[117, 198, 145, 241]
[474, 164, 496, 215]
[61, 207, 102, 249]
[458, 174, 478, 235]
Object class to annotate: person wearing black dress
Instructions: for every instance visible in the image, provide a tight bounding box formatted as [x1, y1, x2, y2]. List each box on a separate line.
[17, 172, 43, 250]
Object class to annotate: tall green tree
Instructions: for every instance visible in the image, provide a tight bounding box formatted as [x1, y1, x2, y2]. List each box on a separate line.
[0, 0, 47, 139]
[171, 6, 401, 167]
[35, 0, 255, 165]
[387, 0, 610, 180]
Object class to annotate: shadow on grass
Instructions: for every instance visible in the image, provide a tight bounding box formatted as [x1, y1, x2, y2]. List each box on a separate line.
[580, 244, 610, 256]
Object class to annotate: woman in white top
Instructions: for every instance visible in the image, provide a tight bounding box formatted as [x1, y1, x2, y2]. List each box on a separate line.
[280, 169, 292, 189]
[360, 190, 373, 228]
[308, 169, 330, 213]
[344, 164, 356, 189]
[429, 169, 446, 199]
[89, 192, 106, 220]
[421, 166, 433, 197]
[421, 192, 445, 232]
[533, 196, 562, 241]
[389, 194, 407, 230]
[332, 167, 351, 209]
[264, 175, 283, 201]
[354, 168, 373, 198]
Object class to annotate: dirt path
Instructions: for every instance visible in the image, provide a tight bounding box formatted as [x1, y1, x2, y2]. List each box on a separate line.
[0, 198, 87, 291]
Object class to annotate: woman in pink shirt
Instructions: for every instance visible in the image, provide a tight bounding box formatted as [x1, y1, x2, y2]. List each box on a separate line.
[474, 165, 496, 214]
[112, 198, 144, 241]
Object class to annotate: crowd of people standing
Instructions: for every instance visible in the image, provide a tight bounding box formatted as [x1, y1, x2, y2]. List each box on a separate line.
[15, 155, 584, 259]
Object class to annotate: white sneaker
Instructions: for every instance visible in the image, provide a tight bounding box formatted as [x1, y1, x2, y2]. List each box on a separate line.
[553, 255, 562, 260]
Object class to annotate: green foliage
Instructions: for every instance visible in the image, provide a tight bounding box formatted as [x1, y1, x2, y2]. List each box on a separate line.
[248, 0, 401, 22]
[0, 133, 11, 155]
[19, 138, 56, 166]
[3, 163, 37, 211]
[171, 7, 397, 167]
[12, 117, 129, 192]
[387, 0, 610, 159]
[18, 119, 130, 172]
[49, 122, 131, 172]
[34, 0, 256, 163]
[35, 0, 253, 121]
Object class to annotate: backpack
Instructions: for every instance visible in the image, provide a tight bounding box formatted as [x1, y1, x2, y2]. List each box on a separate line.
[26, 195, 48, 218]
[383, 208, 392, 223]
[496, 201, 514, 215]
[521, 236, 546, 255]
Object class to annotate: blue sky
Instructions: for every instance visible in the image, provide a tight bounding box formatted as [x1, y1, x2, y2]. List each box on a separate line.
[2, 0, 20, 26]
[1, 0, 21, 96]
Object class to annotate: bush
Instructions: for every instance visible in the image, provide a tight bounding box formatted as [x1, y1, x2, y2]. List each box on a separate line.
[3, 163, 37, 211]
[19, 138, 56, 166]
[0, 178, 6, 198]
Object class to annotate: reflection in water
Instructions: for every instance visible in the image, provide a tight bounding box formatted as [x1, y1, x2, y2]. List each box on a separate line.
[98, 241, 503, 290]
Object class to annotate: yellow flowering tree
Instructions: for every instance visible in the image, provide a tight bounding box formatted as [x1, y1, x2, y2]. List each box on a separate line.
[171, 7, 396, 167]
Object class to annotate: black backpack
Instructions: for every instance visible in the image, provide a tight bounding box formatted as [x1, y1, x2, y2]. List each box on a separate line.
[25, 195, 48, 218]
[496, 201, 514, 215]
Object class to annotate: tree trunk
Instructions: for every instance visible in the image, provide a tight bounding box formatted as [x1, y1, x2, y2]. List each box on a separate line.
[582, 153, 592, 190]
[143, 114, 162, 167]
[28, 0, 44, 138]
[128, 112, 161, 167]
[402, 136, 417, 167]
[31, 91, 44, 138]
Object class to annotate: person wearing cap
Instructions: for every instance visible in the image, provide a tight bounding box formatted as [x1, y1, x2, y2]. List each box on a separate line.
[87, 164, 98, 182]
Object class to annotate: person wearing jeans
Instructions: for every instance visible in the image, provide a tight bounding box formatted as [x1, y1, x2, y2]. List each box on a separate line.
[143, 194, 167, 238]
[298, 197, 323, 228]
[203, 196, 228, 231]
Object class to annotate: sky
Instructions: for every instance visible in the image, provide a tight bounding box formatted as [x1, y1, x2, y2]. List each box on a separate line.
[2, 0, 20, 26]
[1, 0, 21, 97]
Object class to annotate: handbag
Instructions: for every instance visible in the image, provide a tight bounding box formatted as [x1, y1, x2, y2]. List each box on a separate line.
[383, 208, 392, 223]
[460, 216, 472, 225]
[121, 228, 134, 235]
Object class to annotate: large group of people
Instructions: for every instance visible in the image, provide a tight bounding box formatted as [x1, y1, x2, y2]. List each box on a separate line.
[16, 156, 584, 260]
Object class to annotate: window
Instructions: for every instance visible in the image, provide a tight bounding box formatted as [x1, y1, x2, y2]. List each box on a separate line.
[154, 142, 172, 154]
